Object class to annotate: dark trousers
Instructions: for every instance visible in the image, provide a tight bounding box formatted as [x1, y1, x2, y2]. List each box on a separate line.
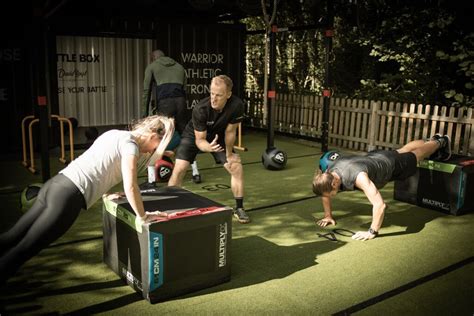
[156, 96, 190, 135]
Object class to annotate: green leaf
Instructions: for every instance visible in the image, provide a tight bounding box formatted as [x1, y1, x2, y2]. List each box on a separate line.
[454, 93, 464, 102]
[444, 90, 456, 98]
[436, 51, 446, 58]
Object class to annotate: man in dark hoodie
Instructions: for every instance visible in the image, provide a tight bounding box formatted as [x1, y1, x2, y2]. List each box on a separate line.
[142, 49, 201, 183]
[142, 50, 188, 130]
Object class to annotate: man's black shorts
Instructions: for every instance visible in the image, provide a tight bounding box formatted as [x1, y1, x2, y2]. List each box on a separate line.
[175, 135, 228, 164]
[389, 150, 417, 181]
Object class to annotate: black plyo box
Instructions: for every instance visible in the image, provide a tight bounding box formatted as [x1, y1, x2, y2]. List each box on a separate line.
[394, 154, 474, 215]
[102, 186, 232, 303]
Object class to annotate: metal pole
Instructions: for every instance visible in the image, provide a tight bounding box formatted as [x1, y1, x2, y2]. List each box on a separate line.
[267, 24, 277, 149]
[321, 0, 334, 153]
[32, 9, 51, 181]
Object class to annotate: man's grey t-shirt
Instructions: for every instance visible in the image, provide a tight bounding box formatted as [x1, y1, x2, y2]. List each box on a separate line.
[329, 151, 395, 191]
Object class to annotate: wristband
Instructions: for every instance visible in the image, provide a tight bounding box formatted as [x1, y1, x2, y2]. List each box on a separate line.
[368, 228, 378, 236]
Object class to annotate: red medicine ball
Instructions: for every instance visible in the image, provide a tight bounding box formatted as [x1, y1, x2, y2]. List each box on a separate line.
[154, 156, 174, 182]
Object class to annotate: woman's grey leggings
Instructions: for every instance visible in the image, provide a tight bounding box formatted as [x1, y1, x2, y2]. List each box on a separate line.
[0, 174, 85, 284]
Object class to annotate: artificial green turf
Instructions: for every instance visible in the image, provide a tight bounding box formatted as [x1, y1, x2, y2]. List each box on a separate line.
[1, 130, 473, 315]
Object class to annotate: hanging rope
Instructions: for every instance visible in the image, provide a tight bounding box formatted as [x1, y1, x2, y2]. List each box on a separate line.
[261, 0, 277, 26]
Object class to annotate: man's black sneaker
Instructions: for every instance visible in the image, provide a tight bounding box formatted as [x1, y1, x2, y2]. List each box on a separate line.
[429, 133, 451, 161]
[430, 133, 442, 142]
[428, 133, 442, 160]
[233, 208, 250, 224]
[438, 135, 452, 161]
[192, 174, 202, 184]
[139, 181, 156, 190]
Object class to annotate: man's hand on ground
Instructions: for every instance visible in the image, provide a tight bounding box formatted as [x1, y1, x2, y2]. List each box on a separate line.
[316, 216, 336, 227]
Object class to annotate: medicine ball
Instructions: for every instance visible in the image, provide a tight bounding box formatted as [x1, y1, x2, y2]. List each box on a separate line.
[166, 132, 181, 151]
[262, 147, 287, 170]
[20, 183, 43, 212]
[85, 126, 99, 141]
[155, 156, 174, 182]
[319, 151, 341, 172]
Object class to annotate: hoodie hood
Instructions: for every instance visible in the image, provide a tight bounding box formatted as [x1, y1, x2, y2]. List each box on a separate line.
[157, 56, 177, 67]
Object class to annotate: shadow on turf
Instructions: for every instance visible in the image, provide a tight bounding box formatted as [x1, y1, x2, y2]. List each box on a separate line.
[61, 292, 142, 316]
[358, 205, 447, 238]
[0, 205, 448, 313]
[173, 235, 346, 301]
[0, 235, 345, 313]
[0, 279, 143, 315]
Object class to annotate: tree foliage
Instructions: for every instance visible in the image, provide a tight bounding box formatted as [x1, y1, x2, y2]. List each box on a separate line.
[243, 1, 326, 94]
[243, 0, 473, 107]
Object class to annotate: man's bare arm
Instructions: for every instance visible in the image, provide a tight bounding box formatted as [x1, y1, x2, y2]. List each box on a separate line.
[194, 130, 223, 153]
[352, 172, 386, 240]
[317, 195, 337, 227]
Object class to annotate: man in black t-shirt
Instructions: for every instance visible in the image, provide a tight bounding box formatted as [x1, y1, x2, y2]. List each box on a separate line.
[312, 134, 451, 240]
[168, 75, 250, 224]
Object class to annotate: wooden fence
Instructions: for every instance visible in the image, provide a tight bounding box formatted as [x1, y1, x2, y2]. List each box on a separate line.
[245, 92, 474, 156]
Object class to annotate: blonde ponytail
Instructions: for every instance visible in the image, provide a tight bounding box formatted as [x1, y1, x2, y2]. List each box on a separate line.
[130, 115, 175, 165]
[153, 116, 174, 160]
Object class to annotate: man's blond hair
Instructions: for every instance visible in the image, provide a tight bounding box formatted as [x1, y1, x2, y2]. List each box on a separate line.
[312, 170, 334, 196]
[212, 74, 233, 92]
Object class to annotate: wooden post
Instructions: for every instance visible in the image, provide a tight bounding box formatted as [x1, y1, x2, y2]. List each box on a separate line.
[367, 101, 379, 151]
[467, 108, 474, 156]
[233, 123, 248, 151]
